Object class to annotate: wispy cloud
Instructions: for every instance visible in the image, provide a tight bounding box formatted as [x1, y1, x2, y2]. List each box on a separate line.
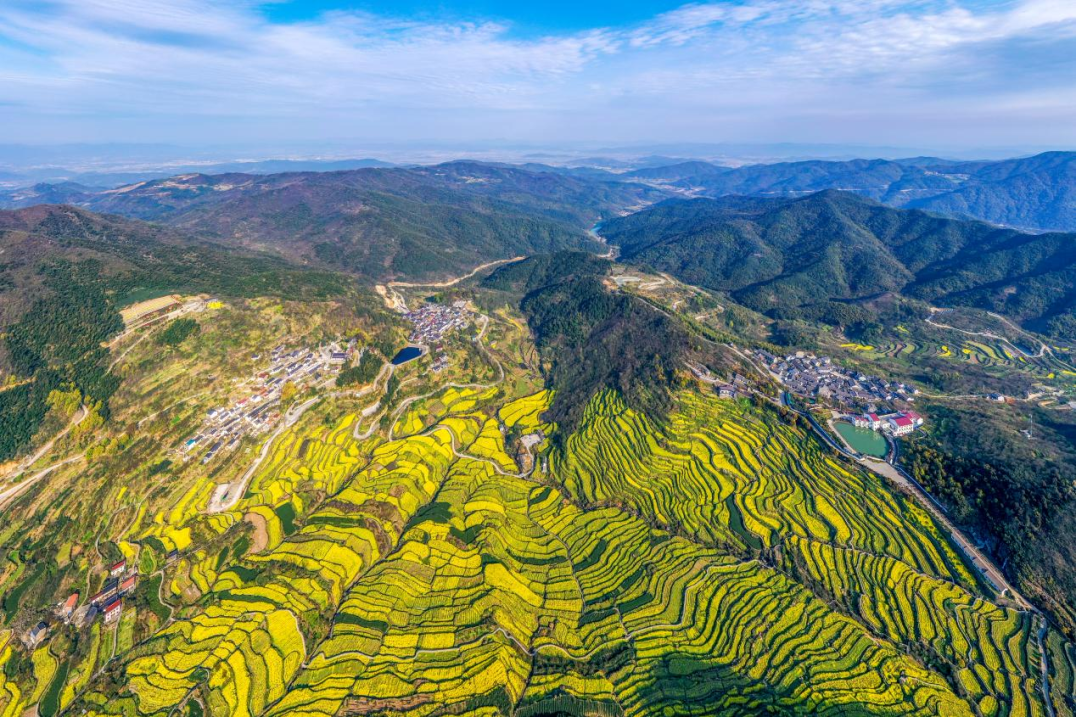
[0, 0, 1074, 148]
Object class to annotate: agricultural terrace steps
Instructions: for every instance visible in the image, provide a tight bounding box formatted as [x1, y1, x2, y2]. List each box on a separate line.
[210, 305, 503, 513]
[863, 453, 1029, 609]
[626, 287, 1037, 624]
[207, 394, 321, 513]
[783, 392, 1031, 612]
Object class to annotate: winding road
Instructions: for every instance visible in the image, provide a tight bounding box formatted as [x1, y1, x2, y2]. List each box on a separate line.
[207, 395, 321, 513]
[780, 392, 1030, 610]
[0, 405, 89, 510]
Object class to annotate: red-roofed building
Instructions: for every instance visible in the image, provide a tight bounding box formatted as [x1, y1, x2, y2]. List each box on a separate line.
[866, 413, 882, 430]
[60, 592, 79, 619]
[103, 597, 123, 624]
[887, 415, 915, 436]
[109, 559, 126, 577]
[120, 575, 137, 594]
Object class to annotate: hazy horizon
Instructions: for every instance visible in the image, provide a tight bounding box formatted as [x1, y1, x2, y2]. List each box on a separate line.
[2, 0, 1075, 155]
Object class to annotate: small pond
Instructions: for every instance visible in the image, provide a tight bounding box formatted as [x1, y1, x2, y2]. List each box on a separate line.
[391, 346, 423, 365]
[833, 422, 889, 458]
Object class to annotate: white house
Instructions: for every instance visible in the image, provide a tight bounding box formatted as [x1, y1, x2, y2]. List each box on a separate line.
[887, 415, 915, 436]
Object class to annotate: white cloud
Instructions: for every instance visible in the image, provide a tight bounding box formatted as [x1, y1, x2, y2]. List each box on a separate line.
[0, 0, 1074, 147]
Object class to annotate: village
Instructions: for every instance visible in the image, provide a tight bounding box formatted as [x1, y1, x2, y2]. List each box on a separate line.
[755, 350, 920, 410]
[402, 300, 473, 373]
[182, 341, 356, 464]
[744, 350, 927, 441]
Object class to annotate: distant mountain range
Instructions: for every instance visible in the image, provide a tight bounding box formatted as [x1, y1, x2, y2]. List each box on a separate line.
[5, 151, 1076, 232]
[0, 157, 396, 188]
[617, 151, 1076, 233]
[601, 191, 1076, 337]
[5, 156, 1076, 330]
[0, 162, 663, 282]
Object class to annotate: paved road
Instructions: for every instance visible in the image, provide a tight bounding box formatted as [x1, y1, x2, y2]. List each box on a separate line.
[207, 395, 321, 513]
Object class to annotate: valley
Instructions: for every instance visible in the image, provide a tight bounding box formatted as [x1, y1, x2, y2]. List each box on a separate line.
[2, 162, 1076, 717]
[5, 2, 1076, 714]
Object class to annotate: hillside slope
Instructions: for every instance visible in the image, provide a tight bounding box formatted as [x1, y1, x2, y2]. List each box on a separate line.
[13, 163, 665, 282]
[602, 191, 1076, 336]
[0, 252, 1072, 717]
[0, 205, 356, 461]
[909, 151, 1076, 231]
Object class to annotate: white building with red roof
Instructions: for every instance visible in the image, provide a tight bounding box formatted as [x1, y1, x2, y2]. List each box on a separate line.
[103, 597, 123, 624]
[887, 414, 915, 436]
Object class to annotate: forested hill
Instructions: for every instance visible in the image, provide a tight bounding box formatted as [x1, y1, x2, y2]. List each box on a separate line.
[625, 151, 1076, 232]
[482, 251, 728, 436]
[601, 191, 1076, 338]
[8, 162, 666, 282]
[0, 204, 350, 325]
[0, 204, 357, 462]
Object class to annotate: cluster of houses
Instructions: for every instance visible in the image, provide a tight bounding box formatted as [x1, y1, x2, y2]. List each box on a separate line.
[686, 362, 749, 400]
[405, 301, 471, 345]
[850, 411, 925, 436]
[183, 342, 355, 463]
[79, 559, 139, 627]
[756, 350, 919, 411]
[403, 301, 471, 373]
[27, 552, 165, 647]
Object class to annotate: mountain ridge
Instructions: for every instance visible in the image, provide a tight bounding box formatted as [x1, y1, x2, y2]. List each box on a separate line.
[602, 190, 1076, 337]
[1, 163, 667, 282]
[620, 151, 1076, 232]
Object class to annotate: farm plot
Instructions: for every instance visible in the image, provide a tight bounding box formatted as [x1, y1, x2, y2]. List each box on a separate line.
[70, 389, 1069, 717]
[77, 427, 460, 717]
[557, 391, 974, 586]
[267, 442, 974, 717]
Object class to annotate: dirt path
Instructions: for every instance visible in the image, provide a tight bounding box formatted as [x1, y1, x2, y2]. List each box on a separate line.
[12, 405, 87, 476]
[0, 403, 90, 510]
[0, 453, 85, 510]
[386, 257, 525, 290]
[376, 257, 527, 312]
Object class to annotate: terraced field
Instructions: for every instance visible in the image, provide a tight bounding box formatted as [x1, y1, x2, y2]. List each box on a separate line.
[0, 290, 1067, 717]
[44, 384, 1066, 717]
[849, 336, 1076, 390]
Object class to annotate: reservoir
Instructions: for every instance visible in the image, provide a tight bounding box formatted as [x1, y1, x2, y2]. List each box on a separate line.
[833, 422, 888, 458]
[391, 346, 423, 365]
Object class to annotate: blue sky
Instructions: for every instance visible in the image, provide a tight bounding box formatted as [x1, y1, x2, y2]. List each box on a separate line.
[261, 1, 687, 33]
[1, 0, 1075, 154]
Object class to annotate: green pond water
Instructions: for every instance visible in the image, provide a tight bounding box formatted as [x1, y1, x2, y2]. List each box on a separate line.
[833, 422, 888, 457]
